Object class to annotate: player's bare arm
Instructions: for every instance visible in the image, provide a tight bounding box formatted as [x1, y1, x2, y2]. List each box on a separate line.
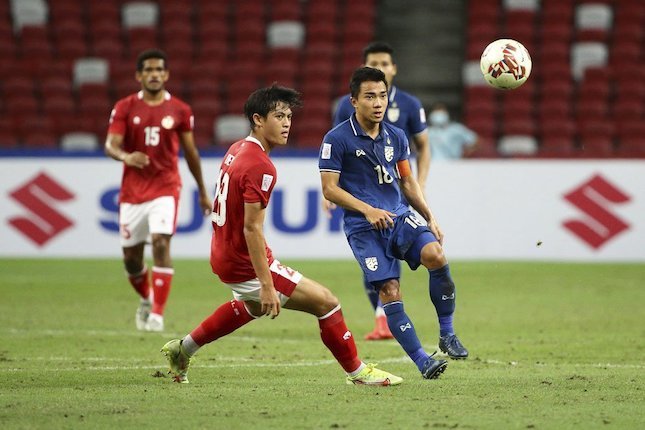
[179, 131, 212, 215]
[243, 202, 281, 318]
[412, 130, 431, 191]
[104, 133, 150, 168]
[321, 171, 396, 230]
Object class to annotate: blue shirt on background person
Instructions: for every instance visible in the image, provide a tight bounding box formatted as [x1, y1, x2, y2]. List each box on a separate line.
[427, 104, 478, 161]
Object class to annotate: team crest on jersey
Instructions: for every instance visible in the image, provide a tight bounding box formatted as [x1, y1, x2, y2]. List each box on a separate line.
[365, 257, 378, 271]
[387, 105, 400, 122]
[384, 146, 394, 162]
[161, 115, 175, 129]
[133, 116, 141, 124]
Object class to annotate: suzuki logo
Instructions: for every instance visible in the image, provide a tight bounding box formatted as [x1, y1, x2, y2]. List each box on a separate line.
[562, 174, 630, 249]
[8, 172, 75, 246]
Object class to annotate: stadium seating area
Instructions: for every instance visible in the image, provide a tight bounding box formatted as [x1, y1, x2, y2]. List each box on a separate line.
[464, 0, 645, 158]
[1, 0, 642, 158]
[0, 0, 375, 150]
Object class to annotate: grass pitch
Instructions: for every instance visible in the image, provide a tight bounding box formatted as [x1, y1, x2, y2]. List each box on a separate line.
[0, 259, 643, 429]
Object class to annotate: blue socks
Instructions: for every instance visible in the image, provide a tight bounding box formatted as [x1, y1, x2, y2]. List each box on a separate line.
[383, 301, 429, 371]
[429, 265, 456, 337]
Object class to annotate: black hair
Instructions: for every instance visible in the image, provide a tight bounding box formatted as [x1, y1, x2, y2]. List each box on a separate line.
[244, 84, 302, 128]
[349, 67, 388, 98]
[136, 49, 168, 71]
[430, 102, 448, 112]
[362, 41, 395, 64]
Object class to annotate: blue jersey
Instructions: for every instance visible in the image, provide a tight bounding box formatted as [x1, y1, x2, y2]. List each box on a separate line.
[319, 114, 411, 237]
[332, 86, 427, 141]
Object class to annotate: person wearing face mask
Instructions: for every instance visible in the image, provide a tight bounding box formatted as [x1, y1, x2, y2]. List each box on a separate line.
[428, 103, 479, 161]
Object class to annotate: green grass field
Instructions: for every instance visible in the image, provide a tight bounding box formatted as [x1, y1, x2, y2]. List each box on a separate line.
[1, 259, 643, 429]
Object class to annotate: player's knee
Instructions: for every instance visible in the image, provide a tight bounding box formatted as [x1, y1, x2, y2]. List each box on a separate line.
[310, 286, 339, 317]
[420, 242, 447, 269]
[378, 279, 401, 302]
[151, 235, 170, 253]
[123, 253, 142, 274]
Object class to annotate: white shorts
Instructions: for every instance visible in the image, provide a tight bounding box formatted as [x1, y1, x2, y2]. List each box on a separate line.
[119, 196, 177, 247]
[226, 260, 303, 306]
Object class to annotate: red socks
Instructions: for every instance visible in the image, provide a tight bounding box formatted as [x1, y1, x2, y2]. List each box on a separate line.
[190, 300, 254, 346]
[151, 266, 174, 315]
[318, 306, 361, 373]
[127, 266, 150, 299]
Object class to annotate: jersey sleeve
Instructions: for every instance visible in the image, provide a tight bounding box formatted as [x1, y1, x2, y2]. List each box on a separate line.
[407, 96, 427, 136]
[318, 132, 345, 173]
[332, 95, 353, 127]
[177, 103, 194, 132]
[241, 161, 276, 208]
[398, 130, 411, 162]
[107, 100, 128, 135]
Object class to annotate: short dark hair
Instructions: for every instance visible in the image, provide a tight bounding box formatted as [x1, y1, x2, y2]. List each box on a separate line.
[349, 67, 388, 98]
[362, 41, 395, 64]
[244, 84, 302, 128]
[430, 102, 448, 112]
[136, 49, 168, 71]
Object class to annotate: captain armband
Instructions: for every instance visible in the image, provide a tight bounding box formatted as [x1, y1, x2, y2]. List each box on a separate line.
[396, 160, 412, 178]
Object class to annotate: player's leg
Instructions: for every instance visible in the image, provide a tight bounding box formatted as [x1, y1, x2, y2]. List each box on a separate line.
[161, 280, 270, 383]
[146, 196, 178, 331]
[377, 279, 446, 379]
[283, 272, 401, 385]
[349, 229, 445, 379]
[120, 202, 153, 330]
[363, 271, 394, 341]
[405, 232, 469, 359]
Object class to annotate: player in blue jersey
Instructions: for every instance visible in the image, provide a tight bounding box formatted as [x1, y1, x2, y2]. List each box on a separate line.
[330, 42, 430, 340]
[319, 67, 469, 379]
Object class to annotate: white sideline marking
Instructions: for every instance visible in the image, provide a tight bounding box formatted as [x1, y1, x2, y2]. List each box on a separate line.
[1, 355, 643, 373]
[2, 328, 643, 372]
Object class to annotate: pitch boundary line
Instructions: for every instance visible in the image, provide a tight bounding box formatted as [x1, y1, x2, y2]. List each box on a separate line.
[1, 356, 644, 373]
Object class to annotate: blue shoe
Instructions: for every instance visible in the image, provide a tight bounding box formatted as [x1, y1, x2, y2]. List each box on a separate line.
[439, 334, 469, 359]
[421, 357, 448, 379]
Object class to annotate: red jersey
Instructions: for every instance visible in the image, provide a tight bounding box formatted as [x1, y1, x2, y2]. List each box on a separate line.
[210, 137, 277, 283]
[108, 91, 193, 203]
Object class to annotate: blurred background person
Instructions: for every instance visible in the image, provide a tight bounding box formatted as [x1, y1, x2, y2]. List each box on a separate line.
[104, 49, 211, 333]
[428, 103, 479, 161]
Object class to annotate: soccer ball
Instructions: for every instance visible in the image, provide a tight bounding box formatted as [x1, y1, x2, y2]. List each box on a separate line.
[480, 39, 532, 90]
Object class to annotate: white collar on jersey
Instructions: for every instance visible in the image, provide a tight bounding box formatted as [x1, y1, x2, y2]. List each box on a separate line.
[245, 135, 265, 151]
[349, 115, 390, 140]
[389, 85, 397, 102]
[137, 90, 171, 100]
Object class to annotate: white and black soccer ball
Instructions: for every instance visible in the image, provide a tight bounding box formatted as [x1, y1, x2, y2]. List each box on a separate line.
[480, 39, 532, 90]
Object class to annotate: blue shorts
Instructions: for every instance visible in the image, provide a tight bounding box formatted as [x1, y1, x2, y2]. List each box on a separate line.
[347, 211, 436, 286]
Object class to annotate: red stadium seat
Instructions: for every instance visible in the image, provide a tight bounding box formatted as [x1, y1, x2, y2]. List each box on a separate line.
[269, 0, 302, 21]
[21, 132, 59, 149]
[539, 136, 576, 157]
[577, 136, 615, 158]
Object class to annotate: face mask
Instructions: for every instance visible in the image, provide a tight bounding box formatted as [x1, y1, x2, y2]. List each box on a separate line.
[430, 111, 449, 126]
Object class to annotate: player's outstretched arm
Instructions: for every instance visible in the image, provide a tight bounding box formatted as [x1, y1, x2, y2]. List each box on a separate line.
[321, 171, 395, 230]
[179, 131, 211, 215]
[243, 202, 281, 318]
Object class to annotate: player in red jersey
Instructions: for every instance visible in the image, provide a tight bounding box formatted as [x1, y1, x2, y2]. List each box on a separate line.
[104, 49, 211, 332]
[160, 85, 402, 386]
